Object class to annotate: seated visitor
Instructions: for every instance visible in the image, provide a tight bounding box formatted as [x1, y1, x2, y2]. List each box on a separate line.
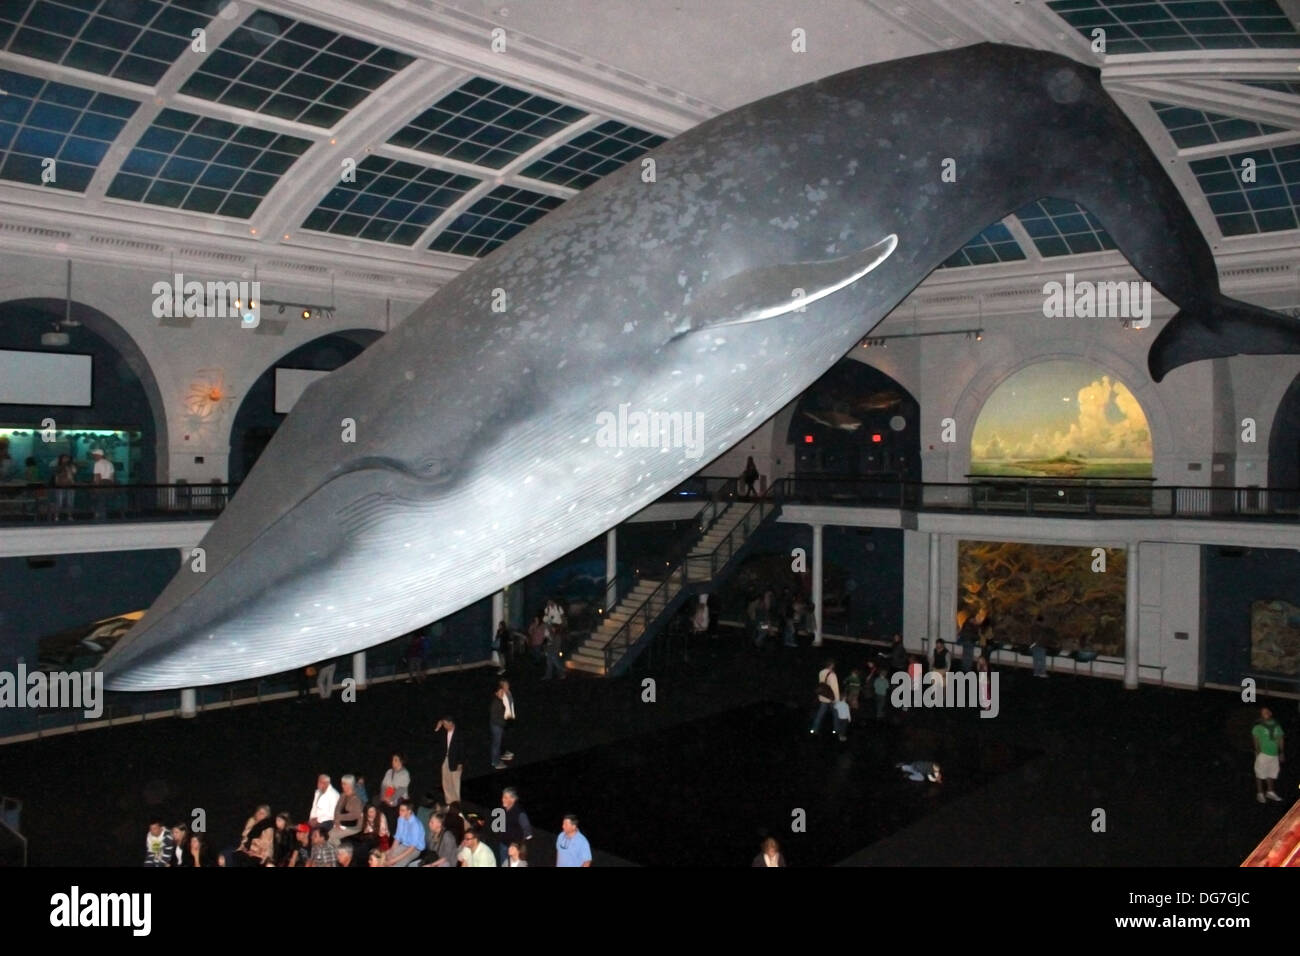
[752, 836, 786, 867]
[271, 812, 295, 866]
[332, 775, 364, 844]
[187, 833, 211, 868]
[462, 825, 496, 867]
[307, 825, 337, 867]
[169, 824, 190, 867]
[235, 804, 275, 866]
[421, 812, 459, 867]
[383, 799, 425, 867]
[503, 841, 529, 868]
[143, 819, 173, 867]
[285, 824, 311, 867]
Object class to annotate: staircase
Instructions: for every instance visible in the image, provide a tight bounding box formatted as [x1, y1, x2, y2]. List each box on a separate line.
[566, 489, 782, 677]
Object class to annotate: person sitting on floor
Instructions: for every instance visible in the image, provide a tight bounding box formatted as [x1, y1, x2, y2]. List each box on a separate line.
[896, 761, 942, 783]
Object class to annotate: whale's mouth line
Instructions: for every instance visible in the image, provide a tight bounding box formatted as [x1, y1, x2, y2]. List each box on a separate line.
[101, 456, 456, 675]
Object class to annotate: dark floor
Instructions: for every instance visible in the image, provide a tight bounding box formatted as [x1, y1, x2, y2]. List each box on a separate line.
[463, 699, 1041, 866]
[0, 636, 1294, 866]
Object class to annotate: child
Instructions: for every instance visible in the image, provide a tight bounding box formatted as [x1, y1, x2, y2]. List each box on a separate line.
[872, 664, 889, 719]
[845, 668, 863, 711]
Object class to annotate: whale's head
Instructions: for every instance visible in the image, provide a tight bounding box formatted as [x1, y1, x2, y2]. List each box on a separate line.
[98, 347, 501, 691]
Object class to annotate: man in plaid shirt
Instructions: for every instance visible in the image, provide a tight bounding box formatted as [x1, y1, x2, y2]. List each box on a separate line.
[307, 826, 338, 867]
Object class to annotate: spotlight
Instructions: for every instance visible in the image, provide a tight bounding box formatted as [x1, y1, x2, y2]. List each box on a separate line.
[975, 330, 983, 341]
[302, 308, 312, 319]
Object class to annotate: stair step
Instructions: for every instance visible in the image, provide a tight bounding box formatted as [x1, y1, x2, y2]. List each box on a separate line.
[565, 659, 606, 675]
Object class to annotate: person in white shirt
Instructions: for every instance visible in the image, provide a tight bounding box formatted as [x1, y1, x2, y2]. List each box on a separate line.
[809, 659, 847, 742]
[90, 448, 114, 520]
[310, 773, 339, 832]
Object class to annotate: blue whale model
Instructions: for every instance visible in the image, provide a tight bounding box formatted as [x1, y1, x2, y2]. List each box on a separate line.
[100, 43, 1297, 690]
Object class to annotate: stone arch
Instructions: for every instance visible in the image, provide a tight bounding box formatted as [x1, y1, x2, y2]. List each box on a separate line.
[949, 341, 1174, 484]
[0, 297, 169, 481]
[228, 328, 383, 482]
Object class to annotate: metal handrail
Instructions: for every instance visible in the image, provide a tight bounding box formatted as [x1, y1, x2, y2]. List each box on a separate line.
[0, 481, 241, 525]
[772, 474, 1300, 521]
[601, 480, 778, 674]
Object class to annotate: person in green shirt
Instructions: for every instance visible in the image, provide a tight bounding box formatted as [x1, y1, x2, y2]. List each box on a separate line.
[1251, 706, 1285, 804]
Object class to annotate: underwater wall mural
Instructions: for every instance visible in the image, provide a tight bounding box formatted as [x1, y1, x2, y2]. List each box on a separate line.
[958, 540, 1126, 656]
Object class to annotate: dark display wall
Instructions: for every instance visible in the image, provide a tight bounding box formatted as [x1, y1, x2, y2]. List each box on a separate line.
[713, 522, 903, 638]
[0, 548, 181, 668]
[1203, 545, 1300, 685]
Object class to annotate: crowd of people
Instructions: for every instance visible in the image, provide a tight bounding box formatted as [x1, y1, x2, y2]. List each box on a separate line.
[143, 778, 592, 868]
[0, 437, 119, 520]
[808, 632, 994, 746]
[143, 754, 593, 868]
[141, 603, 601, 868]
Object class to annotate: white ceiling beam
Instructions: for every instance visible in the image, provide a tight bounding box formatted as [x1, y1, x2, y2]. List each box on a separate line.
[1106, 77, 1300, 130]
[403, 111, 595, 251]
[882, 0, 1096, 61]
[996, 215, 1039, 265]
[84, 9, 246, 201]
[1105, 88, 1229, 253]
[251, 60, 468, 245]
[261, 0, 711, 133]
[1176, 129, 1300, 162]
[1103, 49, 1300, 83]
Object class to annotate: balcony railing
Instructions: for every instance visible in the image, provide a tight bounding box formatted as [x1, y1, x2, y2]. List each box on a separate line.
[764, 475, 1300, 521]
[0, 481, 239, 525]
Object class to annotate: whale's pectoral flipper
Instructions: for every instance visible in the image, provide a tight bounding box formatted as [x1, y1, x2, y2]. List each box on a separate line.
[1149, 293, 1300, 382]
[671, 233, 898, 338]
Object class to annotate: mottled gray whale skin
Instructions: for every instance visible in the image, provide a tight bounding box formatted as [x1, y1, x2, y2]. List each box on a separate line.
[101, 42, 1293, 690]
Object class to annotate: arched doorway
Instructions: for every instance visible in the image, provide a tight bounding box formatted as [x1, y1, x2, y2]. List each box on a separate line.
[785, 358, 921, 482]
[228, 329, 382, 483]
[1267, 371, 1300, 503]
[0, 298, 166, 483]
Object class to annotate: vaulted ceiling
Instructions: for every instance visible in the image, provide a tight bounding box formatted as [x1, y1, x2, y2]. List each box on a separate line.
[0, 0, 1296, 300]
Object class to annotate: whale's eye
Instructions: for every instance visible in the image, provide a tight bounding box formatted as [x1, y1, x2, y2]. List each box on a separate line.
[414, 455, 446, 478]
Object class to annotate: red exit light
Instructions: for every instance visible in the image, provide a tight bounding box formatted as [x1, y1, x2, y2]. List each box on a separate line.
[804, 435, 814, 444]
[871, 433, 882, 443]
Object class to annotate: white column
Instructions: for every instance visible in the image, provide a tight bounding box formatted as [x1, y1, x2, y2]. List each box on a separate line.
[179, 688, 197, 718]
[928, 532, 940, 651]
[352, 651, 367, 690]
[492, 589, 505, 631]
[811, 523, 823, 647]
[605, 527, 617, 610]
[1125, 542, 1140, 690]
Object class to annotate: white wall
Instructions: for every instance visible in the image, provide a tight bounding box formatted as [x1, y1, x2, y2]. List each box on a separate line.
[1136, 542, 1202, 689]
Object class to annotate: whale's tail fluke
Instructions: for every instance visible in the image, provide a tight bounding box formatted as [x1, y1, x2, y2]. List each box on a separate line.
[1149, 294, 1300, 382]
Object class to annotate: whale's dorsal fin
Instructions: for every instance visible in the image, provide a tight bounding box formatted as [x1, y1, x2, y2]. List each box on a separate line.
[673, 233, 897, 337]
